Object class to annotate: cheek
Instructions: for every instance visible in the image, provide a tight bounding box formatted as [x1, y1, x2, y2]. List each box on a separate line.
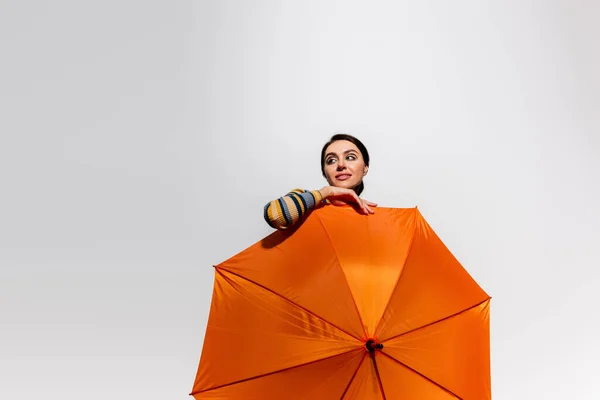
[349, 162, 363, 173]
[324, 165, 336, 180]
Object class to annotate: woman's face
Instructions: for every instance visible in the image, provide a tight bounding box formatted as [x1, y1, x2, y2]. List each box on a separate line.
[323, 140, 368, 190]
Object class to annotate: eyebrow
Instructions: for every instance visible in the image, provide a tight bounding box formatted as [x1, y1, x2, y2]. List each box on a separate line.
[325, 149, 358, 159]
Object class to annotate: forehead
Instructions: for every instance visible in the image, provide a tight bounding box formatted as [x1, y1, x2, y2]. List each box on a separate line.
[324, 140, 360, 155]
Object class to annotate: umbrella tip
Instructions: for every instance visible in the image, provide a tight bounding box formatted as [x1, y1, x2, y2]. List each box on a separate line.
[365, 339, 384, 352]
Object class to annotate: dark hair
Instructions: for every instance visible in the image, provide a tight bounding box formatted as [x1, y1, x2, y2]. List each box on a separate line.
[320, 133, 370, 196]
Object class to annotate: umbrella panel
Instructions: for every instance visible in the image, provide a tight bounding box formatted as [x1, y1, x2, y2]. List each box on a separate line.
[192, 349, 365, 400]
[378, 354, 459, 399]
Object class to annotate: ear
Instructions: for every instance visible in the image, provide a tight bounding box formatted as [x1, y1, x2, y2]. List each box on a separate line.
[363, 166, 369, 176]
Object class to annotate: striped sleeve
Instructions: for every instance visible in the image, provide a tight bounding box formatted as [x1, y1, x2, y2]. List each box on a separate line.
[263, 188, 324, 230]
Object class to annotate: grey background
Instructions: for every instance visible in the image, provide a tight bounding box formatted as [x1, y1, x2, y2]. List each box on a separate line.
[1, 1, 599, 399]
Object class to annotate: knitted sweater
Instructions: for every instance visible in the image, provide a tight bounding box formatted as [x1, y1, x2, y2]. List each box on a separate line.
[263, 188, 325, 230]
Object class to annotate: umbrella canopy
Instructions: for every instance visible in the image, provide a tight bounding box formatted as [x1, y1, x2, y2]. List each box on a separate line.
[190, 206, 491, 400]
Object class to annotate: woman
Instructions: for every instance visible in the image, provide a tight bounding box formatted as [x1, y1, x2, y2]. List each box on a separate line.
[264, 133, 377, 230]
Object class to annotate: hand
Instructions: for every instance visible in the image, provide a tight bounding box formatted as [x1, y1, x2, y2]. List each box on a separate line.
[319, 186, 377, 215]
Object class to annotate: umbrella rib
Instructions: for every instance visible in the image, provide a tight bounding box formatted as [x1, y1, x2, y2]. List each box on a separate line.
[218, 268, 363, 342]
[190, 348, 362, 396]
[314, 212, 369, 339]
[338, 353, 367, 400]
[373, 210, 419, 336]
[382, 296, 491, 343]
[370, 353, 387, 400]
[379, 352, 462, 399]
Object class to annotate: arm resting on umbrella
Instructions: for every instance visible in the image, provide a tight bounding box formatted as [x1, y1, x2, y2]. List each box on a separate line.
[263, 188, 324, 230]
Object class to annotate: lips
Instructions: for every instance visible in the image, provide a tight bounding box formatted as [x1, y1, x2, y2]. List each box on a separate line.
[335, 174, 352, 181]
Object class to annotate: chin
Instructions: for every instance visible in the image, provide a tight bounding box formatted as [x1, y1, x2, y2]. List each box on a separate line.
[336, 181, 359, 189]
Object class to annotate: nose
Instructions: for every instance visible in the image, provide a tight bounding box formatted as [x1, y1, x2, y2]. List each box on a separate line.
[337, 158, 346, 170]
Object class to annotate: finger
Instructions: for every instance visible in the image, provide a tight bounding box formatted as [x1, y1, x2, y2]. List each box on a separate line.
[358, 198, 369, 214]
[361, 200, 371, 215]
[361, 198, 377, 206]
[358, 196, 367, 209]
[356, 198, 372, 214]
[353, 197, 365, 213]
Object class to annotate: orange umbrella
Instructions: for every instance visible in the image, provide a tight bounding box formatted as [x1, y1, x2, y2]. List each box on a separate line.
[190, 206, 491, 399]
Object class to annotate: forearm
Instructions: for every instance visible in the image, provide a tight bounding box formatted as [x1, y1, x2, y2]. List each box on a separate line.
[263, 188, 324, 230]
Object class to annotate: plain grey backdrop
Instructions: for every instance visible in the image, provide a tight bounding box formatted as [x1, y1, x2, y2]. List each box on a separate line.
[1, 1, 599, 399]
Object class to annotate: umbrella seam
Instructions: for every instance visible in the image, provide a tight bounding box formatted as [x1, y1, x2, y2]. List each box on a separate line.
[381, 296, 491, 343]
[338, 353, 367, 400]
[370, 352, 387, 400]
[190, 348, 364, 395]
[314, 209, 369, 340]
[373, 208, 419, 337]
[365, 212, 378, 338]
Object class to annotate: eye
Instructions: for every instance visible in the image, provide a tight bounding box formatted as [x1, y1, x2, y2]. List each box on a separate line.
[326, 157, 337, 165]
[346, 154, 357, 160]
